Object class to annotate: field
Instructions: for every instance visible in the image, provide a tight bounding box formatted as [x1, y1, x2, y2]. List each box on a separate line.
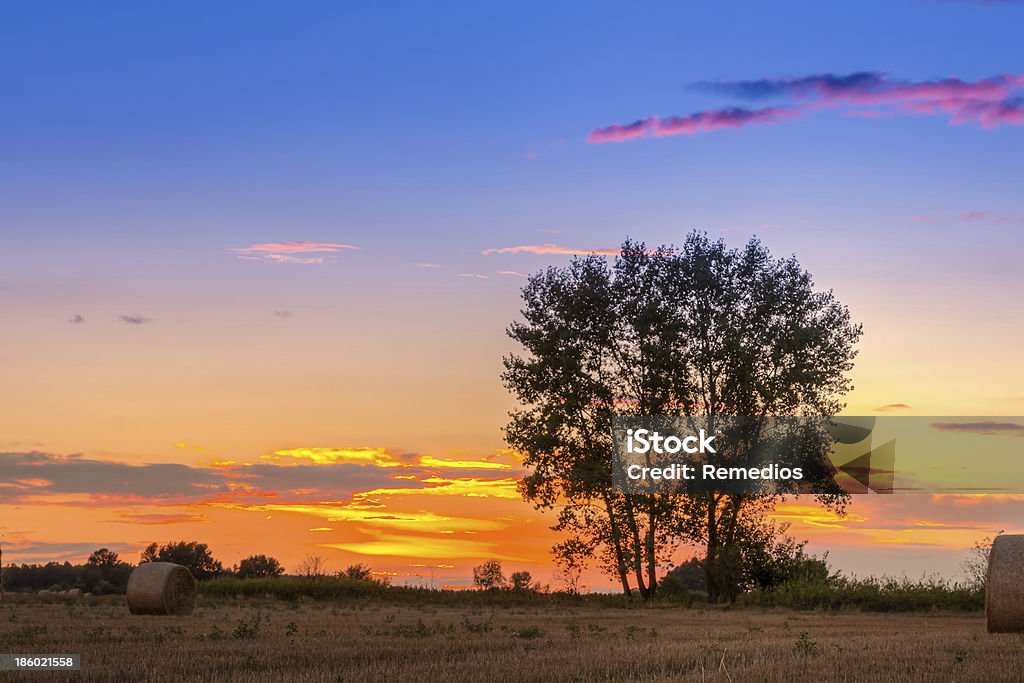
[2, 595, 1023, 682]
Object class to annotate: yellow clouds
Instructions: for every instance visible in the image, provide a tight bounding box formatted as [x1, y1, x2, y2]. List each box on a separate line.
[353, 477, 520, 500]
[261, 447, 403, 467]
[320, 535, 521, 560]
[773, 503, 867, 529]
[417, 456, 511, 470]
[213, 502, 504, 533]
[258, 447, 517, 473]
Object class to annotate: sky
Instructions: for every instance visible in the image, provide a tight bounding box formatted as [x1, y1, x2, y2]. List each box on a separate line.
[2, 0, 1024, 588]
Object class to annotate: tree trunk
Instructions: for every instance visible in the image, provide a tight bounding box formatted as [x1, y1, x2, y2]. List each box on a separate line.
[705, 495, 720, 602]
[622, 500, 649, 599]
[646, 497, 658, 597]
[603, 493, 633, 598]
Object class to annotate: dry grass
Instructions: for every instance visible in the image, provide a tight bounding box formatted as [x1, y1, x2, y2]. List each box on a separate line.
[2, 594, 1023, 682]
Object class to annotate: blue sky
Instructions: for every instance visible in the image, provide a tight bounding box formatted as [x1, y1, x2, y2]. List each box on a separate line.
[4, 1, 1023, 265]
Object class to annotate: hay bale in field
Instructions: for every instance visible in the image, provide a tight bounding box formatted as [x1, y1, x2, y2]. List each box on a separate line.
[987, 534, 1024, 633]
[126, 562, 196, 616]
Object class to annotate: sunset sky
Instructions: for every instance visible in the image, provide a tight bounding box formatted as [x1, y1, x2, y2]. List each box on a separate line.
[3, 1, 1024, 588]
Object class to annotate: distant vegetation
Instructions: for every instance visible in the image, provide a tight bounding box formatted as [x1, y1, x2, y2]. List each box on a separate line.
[2, 548, 134, 595]
[0, 540, 987, 612]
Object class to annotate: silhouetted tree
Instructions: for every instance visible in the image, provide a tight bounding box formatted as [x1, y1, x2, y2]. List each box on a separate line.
[504, 234, 860, 600]
[510, 571, 534, 591]
[237, 554, 284, 579]
[472, 560, 506, 590]
[140, 541, 223, 580]
[87, 548, 120, 568]
[340, 563, 373, 581]
[82, 548, 132, 593]
[963, 531, 1003, 593]
[296, 554, 327, 578]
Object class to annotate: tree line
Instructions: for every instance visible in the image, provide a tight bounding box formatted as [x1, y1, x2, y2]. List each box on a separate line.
[1, 542, 382, 595]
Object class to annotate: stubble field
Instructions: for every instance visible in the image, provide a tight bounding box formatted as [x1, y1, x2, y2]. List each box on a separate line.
[1, 595, 1022, 682]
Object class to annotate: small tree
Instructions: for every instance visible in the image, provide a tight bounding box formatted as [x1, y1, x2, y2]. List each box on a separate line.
[553, 565, 584, 595]
[237, 555, 284, 579]
[297, 554, 327, 578]
[472, 560, 506, 590]
[140, 543, 159, 564]
[87, 548, 120, 568]
[963, 531, 1003, 593]
[82, 548, 132, 594]
[140, 541, 223, 580]
[510, 571, 534, 591]
[340, 563, 373, 581]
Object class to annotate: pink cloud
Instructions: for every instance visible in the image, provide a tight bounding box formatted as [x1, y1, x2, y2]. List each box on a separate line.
[588, 106, 796, 143]
[228, 241, 360, 264]
[875, 403, 913, 412]
[594, 73, 1024, 144]
[961, 211, 990, 222]
[482, 244, 619, 256]
[704, 72, 1023, 106]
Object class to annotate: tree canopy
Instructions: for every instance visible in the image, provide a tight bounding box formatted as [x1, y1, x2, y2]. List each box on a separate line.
[503, 233, 861, 600]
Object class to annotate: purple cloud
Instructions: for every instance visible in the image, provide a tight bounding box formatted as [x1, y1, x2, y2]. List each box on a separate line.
[590, 72, 1024, 144]
[588, 106, 796, 143]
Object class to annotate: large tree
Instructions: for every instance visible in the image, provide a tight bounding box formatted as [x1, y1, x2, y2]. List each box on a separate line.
[502, 233, 861, 600]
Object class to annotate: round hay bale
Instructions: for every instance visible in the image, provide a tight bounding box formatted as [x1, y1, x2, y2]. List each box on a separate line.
[126, 562, 196, 616]
[987, 535, 1024, 633]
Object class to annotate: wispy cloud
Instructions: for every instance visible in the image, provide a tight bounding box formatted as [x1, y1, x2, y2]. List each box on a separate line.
[107, 512, 209, 525]
[698, 72, 1020, 104]
[524, 138, 567, 160]
[119, 314, 151, 325]
[458, 273, 490, 280]
[590, 72, 1024, 144]
[482, 243, 619, 256]
[588, 106, 797, 143]
[876, 403, 913, 412]
[931, 421, 1024, 435]
[228, 241, 360, 264]
[0, 446, 521, 507]
[272, 310, 294, 319]
[414, 263, 445, 269]
[497, 270, 527, 278]
[0, 541, 139, 564]
[68, 314, 84, 324]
